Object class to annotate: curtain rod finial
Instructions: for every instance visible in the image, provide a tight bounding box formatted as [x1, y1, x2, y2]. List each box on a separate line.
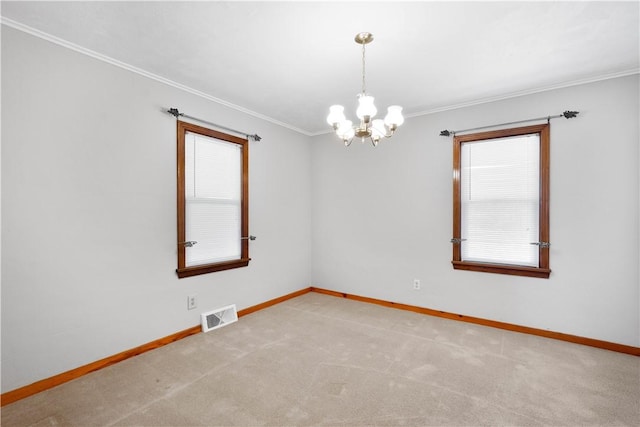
[440, 130, 451, 137]
[563, 110, 579, 119]
[167, 108, 182, 118]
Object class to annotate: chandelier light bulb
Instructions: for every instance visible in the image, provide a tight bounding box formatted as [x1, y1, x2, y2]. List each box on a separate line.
[356, 94, 377, 123]
[371, 119, 386, 141]
[336, 120, 355, 140]
[327, 105, 346, 128]
[384, 105, 404, 129]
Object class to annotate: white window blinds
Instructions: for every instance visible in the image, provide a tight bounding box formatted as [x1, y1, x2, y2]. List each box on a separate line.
[460, 134, 540, 267]
[184, 131, 242, 267]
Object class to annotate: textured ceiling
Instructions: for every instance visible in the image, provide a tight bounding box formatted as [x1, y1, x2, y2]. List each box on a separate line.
[2, 1, 639, 135]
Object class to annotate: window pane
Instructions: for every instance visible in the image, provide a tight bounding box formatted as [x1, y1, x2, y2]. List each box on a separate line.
[184, 131, 242, 267]
[185, 201, 241, 266]
[460, 134, 539, 266]
[185, 131, 241, 200]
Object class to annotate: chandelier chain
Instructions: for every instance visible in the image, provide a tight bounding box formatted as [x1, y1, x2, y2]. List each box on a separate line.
[361, 41, 366, 94]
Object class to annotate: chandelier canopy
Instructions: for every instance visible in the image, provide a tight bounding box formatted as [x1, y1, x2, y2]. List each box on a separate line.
[326, 32, 404, 147]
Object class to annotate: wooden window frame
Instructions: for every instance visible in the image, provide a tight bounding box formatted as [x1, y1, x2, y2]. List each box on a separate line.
[452, 124, 550, 279]
[176, 120, 250, 278]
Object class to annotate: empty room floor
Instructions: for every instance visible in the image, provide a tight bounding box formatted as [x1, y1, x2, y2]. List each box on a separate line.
[2, 292, 639, 426]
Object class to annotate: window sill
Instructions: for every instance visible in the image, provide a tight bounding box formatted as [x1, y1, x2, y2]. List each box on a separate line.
[452, 261, 550, 279]
[177, 258, 251, 278]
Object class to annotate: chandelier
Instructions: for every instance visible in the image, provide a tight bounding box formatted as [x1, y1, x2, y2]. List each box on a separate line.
[326, 32, 404, 147]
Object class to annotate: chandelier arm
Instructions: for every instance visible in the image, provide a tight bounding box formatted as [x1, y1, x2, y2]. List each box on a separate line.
[380, 126, 397, 139]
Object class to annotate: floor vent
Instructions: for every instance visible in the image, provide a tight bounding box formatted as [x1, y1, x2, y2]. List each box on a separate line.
[201, 304, 238, 333]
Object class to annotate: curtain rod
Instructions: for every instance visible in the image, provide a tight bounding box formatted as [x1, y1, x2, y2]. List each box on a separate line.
[167, 108, 262, 141]
[439, 110, 579, 137]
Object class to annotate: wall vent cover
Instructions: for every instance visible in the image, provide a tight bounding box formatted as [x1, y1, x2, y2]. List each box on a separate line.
[201, 304, 238, 333]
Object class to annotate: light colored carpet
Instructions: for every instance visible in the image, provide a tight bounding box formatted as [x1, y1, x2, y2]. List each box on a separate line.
[2, 292, 639, 426]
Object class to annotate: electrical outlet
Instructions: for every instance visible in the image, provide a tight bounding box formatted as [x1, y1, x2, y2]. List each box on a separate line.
[187, 294, 197, 310]
[413, 279, 421, 290]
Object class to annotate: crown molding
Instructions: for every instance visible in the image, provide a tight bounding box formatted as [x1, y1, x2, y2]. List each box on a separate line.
[1, 17, 313, 137]
[405, 68, 640, 120]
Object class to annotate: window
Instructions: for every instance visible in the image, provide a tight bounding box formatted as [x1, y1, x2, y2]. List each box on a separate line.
[176, 120, 249, 278]
[452, 124, 550, 278]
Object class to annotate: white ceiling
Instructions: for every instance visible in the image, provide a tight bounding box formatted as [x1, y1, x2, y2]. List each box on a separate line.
[2, 1, 638, 135]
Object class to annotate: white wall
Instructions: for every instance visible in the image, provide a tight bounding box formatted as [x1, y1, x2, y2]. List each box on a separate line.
[1, 27, 312, 392]
[311, 74, 640, 347]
